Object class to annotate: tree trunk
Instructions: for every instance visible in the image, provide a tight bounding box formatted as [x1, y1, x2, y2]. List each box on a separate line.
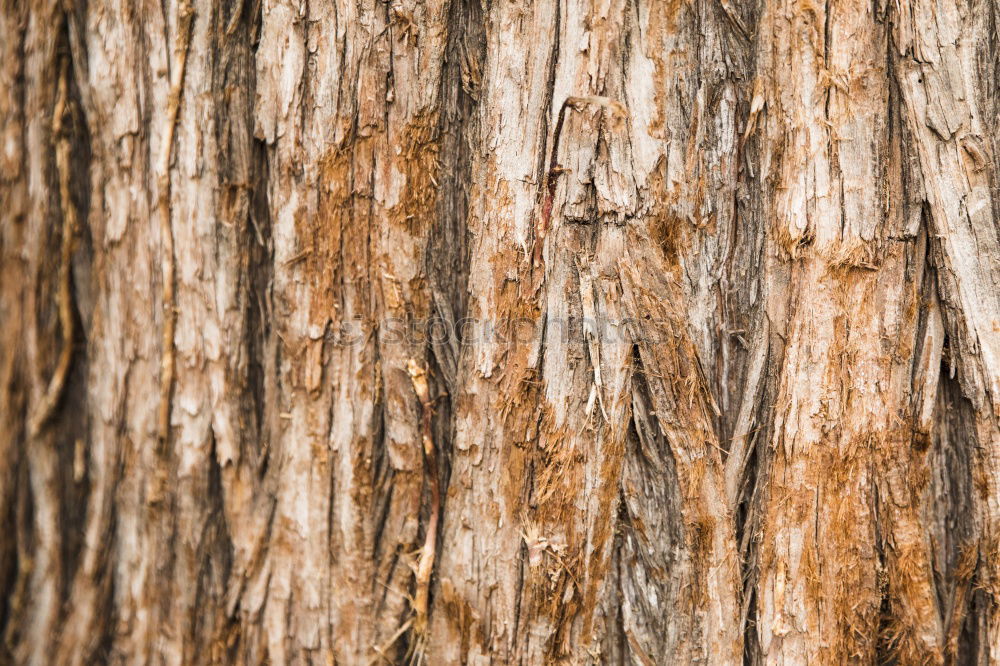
[3, 0, 1000, 663]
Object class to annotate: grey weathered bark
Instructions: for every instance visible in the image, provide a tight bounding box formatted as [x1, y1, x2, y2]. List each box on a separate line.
[3, 0, 1000, 663]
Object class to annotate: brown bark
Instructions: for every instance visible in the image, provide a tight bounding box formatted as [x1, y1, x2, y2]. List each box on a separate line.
[3, 0, 1000, 663]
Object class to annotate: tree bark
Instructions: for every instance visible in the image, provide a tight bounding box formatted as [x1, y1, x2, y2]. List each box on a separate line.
[3, 0, 1000, 663]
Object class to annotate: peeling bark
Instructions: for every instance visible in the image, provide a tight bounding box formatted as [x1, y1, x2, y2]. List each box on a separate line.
[3, 0, 1000, 663]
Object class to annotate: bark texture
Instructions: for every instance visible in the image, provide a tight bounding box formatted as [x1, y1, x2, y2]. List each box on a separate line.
[3, 0, 1000, 663]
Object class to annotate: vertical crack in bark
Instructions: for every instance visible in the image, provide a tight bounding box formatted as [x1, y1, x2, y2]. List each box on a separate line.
[533, 0, 562, 271]
[611, 345, 695, 662]
[927, 341, 980, 658]
[28, 57, 76, 439]
[155, 2, 195, 448]
[406, 359, 439, 656]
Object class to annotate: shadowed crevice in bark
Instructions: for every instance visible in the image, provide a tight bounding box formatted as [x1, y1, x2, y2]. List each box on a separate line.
[929, 356, 979, 657]
[219, 0, 272, 484]
[720, 4, 770, 660]
[734, 336, 782, 666]
[733, 344, 779, 666]
[244, 135, 273, 474]
[186, 430, 236, 660]
[610, 346, 687, 663]
[52, 15, 93, 618]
